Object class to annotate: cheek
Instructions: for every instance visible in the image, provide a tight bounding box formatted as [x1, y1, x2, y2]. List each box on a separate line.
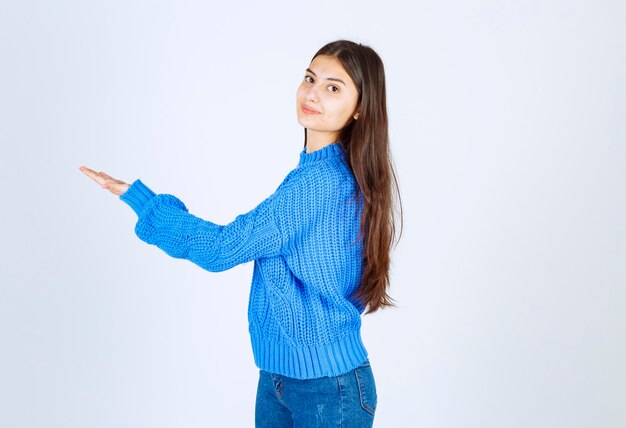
[326, 102, 356, 127]
[330, 101, 353, 120]
[296, 84, 307, 100]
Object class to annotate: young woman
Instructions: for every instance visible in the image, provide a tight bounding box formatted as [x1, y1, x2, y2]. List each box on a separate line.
[80, 39, 402, 428]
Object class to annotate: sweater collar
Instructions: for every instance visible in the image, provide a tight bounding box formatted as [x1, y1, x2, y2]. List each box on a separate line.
[299, 142, 345, 166]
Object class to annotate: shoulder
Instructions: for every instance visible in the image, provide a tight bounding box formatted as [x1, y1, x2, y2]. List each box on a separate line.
[271, 164, 359, 226]
[279, 162, 346, 198]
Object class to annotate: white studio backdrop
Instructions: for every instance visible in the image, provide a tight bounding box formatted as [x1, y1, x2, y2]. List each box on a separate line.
[1, 1, 624, 427]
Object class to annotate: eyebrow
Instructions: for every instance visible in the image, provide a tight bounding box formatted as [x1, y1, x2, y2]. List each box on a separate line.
[306, 68, 347, 86]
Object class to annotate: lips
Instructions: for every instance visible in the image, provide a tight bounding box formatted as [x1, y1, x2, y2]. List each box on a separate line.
[301, 104, 321, 114]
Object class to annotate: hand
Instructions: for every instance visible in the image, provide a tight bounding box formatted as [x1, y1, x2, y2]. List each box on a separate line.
[79, 166, 130, 196]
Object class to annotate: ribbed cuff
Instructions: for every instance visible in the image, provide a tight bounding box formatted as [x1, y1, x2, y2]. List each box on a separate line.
[119, 179, 156, 216]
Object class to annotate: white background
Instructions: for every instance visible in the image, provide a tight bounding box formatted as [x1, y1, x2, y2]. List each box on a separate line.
[1, 1, 624, 427]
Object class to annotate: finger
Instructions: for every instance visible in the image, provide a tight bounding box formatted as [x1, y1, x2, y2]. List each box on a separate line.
[80, 166, 106, 186]
[80, 166, 115, 187]
[79, 165, 96, 176]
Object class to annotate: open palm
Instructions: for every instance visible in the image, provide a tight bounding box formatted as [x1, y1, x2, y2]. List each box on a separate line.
[79, 166, 130, 196]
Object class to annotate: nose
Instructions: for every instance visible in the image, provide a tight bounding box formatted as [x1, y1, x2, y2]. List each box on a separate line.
[305, 84, 319, 103]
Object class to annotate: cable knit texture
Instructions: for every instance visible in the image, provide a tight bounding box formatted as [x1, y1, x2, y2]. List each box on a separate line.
[119, 142, 368, 379]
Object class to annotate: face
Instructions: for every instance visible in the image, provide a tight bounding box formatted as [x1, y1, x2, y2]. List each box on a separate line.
[296, 55, 360, 142]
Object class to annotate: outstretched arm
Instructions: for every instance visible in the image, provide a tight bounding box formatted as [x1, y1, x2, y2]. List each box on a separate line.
[123, 179, 285, 271]
[79, 166, 286, 272]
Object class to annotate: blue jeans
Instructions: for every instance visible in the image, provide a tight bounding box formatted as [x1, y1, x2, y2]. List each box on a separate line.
[255, 358, 377, 427]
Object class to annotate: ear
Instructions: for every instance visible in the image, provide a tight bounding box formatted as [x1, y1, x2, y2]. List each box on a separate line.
[351, 102, 360, 120]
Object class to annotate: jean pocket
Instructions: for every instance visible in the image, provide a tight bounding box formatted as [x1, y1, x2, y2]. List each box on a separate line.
[354, 359, 377, 415]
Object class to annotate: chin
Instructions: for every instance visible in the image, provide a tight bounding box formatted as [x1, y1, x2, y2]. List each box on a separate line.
[296, 116, 316, 128]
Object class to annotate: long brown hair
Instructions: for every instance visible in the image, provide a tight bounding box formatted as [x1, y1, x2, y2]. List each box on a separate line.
[306, 40, 403, 314]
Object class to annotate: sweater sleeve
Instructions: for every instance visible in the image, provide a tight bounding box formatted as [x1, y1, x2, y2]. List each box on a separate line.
[118, 173, 326, 272]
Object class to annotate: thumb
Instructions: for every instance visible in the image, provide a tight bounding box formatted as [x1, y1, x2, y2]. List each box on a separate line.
[103, 181, 130, 196]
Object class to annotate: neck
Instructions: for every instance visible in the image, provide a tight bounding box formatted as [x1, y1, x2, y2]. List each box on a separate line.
[305, 129, 340, 153]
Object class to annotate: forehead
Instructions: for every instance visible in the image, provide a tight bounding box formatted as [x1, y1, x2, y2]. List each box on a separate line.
[308, 55, 354, 86]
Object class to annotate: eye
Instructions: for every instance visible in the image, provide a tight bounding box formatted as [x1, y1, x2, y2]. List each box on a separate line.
[304, 75, 314, 83]
[328, 85, 339, 93]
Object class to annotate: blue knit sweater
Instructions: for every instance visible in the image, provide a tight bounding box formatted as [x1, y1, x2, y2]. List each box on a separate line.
[119, 142, 368, 379]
